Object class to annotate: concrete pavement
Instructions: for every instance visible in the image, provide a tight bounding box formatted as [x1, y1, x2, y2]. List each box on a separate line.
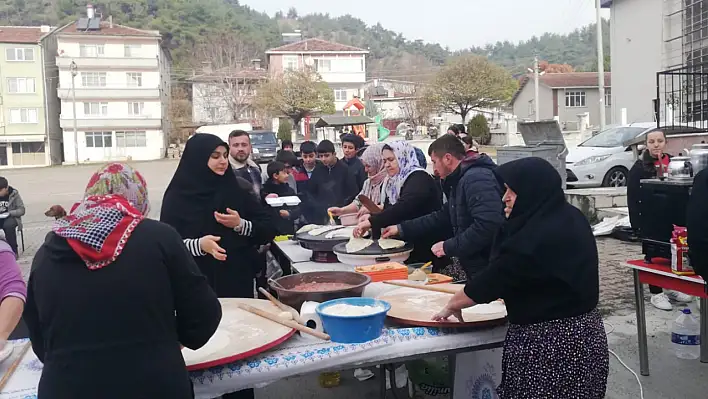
[5, 160, 706, 398]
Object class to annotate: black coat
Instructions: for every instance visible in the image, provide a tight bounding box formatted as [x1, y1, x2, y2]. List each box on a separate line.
[306, 159, 359, 224]
[369, 171, 444, 267]
[627, 151, 671, 230]
[400, 154, 504, 277]
[24, 220, 222, 399]
[688, 168, 708, 279]
[261, 179, 302, 235]
[343, 156, 367, 192]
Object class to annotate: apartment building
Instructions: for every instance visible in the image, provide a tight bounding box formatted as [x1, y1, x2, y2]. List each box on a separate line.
[0, 25, 60, 167]
[266, 36, 369, 111]
[45, 5, 171, 164]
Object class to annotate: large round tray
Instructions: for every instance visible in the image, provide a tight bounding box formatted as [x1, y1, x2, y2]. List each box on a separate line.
[296, 229, 351, 252]
[181, 298, 297, 371]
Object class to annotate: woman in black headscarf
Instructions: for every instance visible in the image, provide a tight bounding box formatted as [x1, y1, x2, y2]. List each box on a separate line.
[161, 133, 276, 299]
[433, 157, 608, 398]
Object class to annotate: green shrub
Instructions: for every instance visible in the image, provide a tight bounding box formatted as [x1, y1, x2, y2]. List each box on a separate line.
[278, 119, 293, 141]
[467, 114, 491, 145]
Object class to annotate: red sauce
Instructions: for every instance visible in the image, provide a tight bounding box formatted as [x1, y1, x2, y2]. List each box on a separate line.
[292, 282, 355, 292]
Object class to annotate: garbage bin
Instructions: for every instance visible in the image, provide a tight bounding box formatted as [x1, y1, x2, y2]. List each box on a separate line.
[496, 120, 568, 189]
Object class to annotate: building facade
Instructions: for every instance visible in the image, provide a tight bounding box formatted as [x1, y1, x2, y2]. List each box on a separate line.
[510, 72, 612, 129]
[0, 26, 60, 168]
[266, 38, 369, 112]
[45, 8, 171, 164]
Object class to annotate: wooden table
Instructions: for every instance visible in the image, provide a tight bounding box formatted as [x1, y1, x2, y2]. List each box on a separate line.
[625, 259, 708, 376]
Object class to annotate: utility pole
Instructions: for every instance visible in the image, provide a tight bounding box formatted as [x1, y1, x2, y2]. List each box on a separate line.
[70, 61, 79, 165]
[534, 55, 540, 121]
[596, 0, 606, 130]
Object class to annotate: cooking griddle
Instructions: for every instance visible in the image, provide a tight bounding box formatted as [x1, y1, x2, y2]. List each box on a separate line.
[376, 285, 508, 328]
[332, 240, 414, 256]
[296, 227, 352, 262]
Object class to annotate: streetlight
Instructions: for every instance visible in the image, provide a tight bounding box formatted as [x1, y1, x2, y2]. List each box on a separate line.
[70, 60, 79, 165]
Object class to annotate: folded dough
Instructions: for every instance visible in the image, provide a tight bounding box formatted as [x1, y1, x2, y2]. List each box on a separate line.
[378, 238, 406, 250]
[326, 227, 355, 239]
[346, 237, 374, 253]
[297, 224, 319, 234]
[309, 225, 343, 236]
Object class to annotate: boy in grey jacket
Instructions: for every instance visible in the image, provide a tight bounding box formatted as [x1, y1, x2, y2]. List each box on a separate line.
[0, 177, 25, 255]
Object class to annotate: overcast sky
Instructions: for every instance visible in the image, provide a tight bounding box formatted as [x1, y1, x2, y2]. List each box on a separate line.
[240, 0, 611, 50]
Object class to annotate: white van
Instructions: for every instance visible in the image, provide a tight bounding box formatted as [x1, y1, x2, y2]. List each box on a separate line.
[195, 123, 253, 143]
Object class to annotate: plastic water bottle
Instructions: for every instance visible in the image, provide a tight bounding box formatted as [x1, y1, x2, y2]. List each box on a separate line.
[672, 308, 701, 360]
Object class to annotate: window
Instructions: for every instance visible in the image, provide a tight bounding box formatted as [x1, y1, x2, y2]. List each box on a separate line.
[115, 131, 147, 147]
[283, 56, 298, 71]
[124, 44, 142, 57]
[83, 102, 108, 117]
[128, 102, 144, 116]
[79, 44, 105, 57]
[240, 108, 256, 119]
[126, 73, 143, 87]
[6, 78, 35, 93]
[85, 132, 112, 148]
[11, 142, 43, 154]
[314, 59, 331, 72]
[528, 99, 535, 117]
[81, 72, 107, 87]
[9, 108, 38, 124]
[334, 89, 348, 102]
[360, 59, 364, 72]
[5, 48, 33, 61]
[565, 91, 586, 107]
[604, 88, 611, 107]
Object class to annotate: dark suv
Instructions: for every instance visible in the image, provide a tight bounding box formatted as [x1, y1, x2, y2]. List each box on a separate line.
[249, 130, 278, 163]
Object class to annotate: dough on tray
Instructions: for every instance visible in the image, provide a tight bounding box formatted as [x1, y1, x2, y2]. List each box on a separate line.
[326, 227, 355, 239]
[378, 238, 406, 250]
[346, 237, 374, 253]
[297, 224, 319, 234]
[308, 225, 343, 236]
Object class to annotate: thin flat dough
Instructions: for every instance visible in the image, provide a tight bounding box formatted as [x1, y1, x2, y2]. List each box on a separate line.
[378, 238, 406, 250]
[326, 227, 355, 239]
[297, 224, 319, 234]
[309, 225, 344, 236]
[346, 237, 374, 253]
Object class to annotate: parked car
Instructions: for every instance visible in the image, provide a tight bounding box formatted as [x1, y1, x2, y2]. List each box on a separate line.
[249, 130, 279, 163]
[566, 122, 706, 188]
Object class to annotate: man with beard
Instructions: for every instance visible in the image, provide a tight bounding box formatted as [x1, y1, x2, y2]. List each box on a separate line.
[228, 130, 262, 197]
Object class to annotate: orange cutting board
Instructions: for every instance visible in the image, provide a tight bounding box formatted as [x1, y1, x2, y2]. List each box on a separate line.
[181, 298, 296, 370]
[376, 284, 507, 328]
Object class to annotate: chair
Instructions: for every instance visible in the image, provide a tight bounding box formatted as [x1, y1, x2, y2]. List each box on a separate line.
[15, 218, 24, 254]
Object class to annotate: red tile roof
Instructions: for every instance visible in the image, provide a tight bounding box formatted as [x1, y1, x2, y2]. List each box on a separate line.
[511, 72, 611, 105]
[60, 21, 158, 37]
[267, 38, 367, 53]
[0, 26, 45, 44]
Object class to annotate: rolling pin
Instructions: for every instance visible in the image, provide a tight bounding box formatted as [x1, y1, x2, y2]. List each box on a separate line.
[237, 303, 331, 341]
[383, 280, 459, 294]
[0, 341, 31, 391]
[258, 287, 300, 322]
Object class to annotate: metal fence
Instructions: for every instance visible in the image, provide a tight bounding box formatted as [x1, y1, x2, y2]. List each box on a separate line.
[656, 64, 708, 130]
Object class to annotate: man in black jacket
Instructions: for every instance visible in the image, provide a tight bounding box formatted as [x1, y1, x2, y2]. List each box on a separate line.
[341, 134, 366, 191]
[307, 140, 358, 224]
[383, 135, 504, 279]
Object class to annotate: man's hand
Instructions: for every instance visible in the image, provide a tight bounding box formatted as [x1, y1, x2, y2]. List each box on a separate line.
[328, 207, 344, 217]
[353, 220, 372, 238]
[214, 208, 241, 229]
[199, 235, 226, 261]
[381, 225, 399, 238]
[431, 241, 446, 258]
[279, 210, 290, 218]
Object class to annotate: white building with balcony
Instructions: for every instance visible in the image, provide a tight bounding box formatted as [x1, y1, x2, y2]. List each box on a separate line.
[266, 37, 369, 112]
[45, 6, 171, 163]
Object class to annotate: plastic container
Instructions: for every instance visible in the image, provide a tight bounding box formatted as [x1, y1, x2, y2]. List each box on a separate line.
[672, 308, 701, 359]
[339, 213, 359, 226]
[316, 297, 391, 343]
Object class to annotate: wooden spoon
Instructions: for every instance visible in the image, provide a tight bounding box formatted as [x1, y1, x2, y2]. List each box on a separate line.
[0, 341, 31, 391]
[237, 303, 331, 341]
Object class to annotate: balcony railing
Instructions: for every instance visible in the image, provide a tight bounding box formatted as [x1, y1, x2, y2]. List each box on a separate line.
[57, 56, 158, 69]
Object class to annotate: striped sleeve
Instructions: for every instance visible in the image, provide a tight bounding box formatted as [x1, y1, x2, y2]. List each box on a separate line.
[183, 238, 206, 257]
[235, 219, 253, 237]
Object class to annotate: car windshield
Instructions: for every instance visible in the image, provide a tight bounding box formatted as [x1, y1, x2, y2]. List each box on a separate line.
[579, 126, 647, 148]
[251, 133, 276, 145]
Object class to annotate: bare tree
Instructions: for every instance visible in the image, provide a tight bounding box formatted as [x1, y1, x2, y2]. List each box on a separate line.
[168, 86, 193, 143]
[191, 33, 266, 124]
[393, 81, 434, 126]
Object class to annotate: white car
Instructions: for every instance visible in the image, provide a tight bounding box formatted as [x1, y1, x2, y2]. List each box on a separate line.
[566, 122, 690, 188]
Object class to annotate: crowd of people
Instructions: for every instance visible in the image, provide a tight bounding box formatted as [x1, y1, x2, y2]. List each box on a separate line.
[4, 126, 624, 398]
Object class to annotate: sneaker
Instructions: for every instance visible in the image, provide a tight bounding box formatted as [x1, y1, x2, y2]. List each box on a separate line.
[665, 290, 693, 303]
[651, 293, 673, 311]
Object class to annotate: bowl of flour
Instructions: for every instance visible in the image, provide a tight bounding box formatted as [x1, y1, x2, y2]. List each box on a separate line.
[316, 298, 391, 343]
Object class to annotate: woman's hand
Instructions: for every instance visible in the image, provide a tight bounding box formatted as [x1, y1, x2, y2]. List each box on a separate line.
[266, 193, 279, 199]
[328, 207, 344, 217]
[200, 235, 226, 261]
[353, 220, 372, 238]
[214, 208, 241, 229]
[279, 210, 290, 218]
[358, 214, 371, 224]
[356, 207, 370, 219]
[432, 290, 476, 322]
[381, 225, 399, 238]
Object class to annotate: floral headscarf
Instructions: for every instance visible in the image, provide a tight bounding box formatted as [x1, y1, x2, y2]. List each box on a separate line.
[384, 141, 425, 205]
[359, 143, 387, 205]
[53, 163, 149, 270]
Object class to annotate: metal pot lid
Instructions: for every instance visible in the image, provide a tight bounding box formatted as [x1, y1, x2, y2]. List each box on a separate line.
[671, 156, 691, 161]
[332, 241, 414, 256]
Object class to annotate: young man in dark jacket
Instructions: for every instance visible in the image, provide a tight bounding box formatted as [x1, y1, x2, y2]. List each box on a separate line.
[383, 135, 504, 280]
[307, 140, 358, 224]
[341, 134, 366, 191]
[261, 161, 301, 235]
[0, 177, 25, 255]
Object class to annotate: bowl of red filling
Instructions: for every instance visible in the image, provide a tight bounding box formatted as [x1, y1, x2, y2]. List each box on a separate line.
[269, 271, 372, 311]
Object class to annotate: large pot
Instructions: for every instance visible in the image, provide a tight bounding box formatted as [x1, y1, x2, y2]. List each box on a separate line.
[688, 143, 708, 175]
[268, 271, 371, 311]
[667, 156, 694, 180]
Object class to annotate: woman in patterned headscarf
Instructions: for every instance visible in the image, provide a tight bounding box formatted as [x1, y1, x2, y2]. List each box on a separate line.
[354, 141, 444, 266]
[328, 142, 388, 219]
[24, 163, 222, 399]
